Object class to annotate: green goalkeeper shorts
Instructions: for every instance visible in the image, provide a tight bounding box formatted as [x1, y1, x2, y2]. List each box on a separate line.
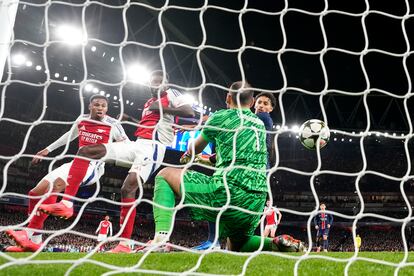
[182, 170, 267, 242]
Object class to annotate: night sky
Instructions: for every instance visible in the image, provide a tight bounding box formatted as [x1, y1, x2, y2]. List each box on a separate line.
[2, 0, 414, 132]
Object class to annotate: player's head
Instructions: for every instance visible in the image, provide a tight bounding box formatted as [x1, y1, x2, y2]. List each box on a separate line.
[149, 70, 169, 97]
[254, 92, 276, 114]
[104, 215, 109, 221]
[226, 81, 254, 109]
[89, 95, 108, 120]
[266, 200, 271, 207]
[320, 202, 326, 210]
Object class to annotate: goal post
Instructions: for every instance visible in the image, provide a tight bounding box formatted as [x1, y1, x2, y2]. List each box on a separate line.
[0, 0, 18, 81]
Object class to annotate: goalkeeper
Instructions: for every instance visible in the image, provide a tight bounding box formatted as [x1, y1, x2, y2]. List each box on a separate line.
[149, 81, 303, 252]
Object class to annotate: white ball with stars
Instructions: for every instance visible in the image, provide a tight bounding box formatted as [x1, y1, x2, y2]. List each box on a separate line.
[299, 119, 330, 150]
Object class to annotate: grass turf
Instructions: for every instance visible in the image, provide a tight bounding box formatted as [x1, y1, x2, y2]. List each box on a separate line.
[1, 252, 414, 275]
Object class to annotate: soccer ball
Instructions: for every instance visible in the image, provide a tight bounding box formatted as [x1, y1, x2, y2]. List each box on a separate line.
[299, 119, 330, 150]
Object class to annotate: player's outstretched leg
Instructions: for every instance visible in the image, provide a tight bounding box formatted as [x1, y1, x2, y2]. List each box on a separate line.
[39, 145, 105, 219]
[108, 173, 139, 253]
[6, 178, 63, 251]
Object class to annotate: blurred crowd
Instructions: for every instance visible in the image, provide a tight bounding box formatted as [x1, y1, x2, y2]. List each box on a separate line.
[0, 208, 412, 252]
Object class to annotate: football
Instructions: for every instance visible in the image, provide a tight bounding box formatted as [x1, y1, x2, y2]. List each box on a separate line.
[299, 119, 330, 150]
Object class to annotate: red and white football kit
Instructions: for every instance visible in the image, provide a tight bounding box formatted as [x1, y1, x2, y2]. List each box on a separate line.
[96, 220, 113, 241]
[103, 88, 190, 182]
[265, 206, 280, 231]
[43, 115, 129, 187]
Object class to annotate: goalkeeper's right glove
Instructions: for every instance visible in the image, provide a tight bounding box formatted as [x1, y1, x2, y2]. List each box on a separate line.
[180, 151, 192, 164]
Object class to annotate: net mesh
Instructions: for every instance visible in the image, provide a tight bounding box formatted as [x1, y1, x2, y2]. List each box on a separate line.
[1, 0, 414, 275]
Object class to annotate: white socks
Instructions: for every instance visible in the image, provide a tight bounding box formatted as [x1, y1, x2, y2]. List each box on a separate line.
[153, 232, 169, 244]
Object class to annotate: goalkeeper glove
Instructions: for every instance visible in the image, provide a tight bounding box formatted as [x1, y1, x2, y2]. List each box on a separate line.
[180, 152, 217, 167]
[180, 151, 192, 164]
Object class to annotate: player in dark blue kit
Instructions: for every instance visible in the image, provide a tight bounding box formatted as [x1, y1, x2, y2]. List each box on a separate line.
[254, 92, 276, 168]
[314, 203, 334, 252]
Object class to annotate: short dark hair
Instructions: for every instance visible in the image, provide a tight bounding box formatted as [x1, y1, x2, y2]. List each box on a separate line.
[255, 92, 276, 108]
[229, 81, 253, 106]
[89, 94, 108, 103]
[320, 202, 326, 206]
[151, 70, 169, 82]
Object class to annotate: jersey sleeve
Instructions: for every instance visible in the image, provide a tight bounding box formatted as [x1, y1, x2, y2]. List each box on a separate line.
[313, 215, 319, 226]
[112, 121, 129, 142]
[256, 112, 273, 131]
[328, 214, 334, 225]
[46, 123, 79, 152]
[167, 88, 191, 108]
[95, 221, 102, 233]
[200, 111, 224, 143]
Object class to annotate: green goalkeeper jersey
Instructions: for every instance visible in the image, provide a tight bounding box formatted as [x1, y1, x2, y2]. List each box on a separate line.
[201, 108, 268, 193]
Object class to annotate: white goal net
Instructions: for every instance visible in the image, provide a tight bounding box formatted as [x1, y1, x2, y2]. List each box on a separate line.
[1, 0, 414, 275]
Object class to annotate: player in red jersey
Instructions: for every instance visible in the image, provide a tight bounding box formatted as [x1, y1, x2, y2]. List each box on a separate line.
[263, 200, 282, 238]
[96, 215, 113, 251]
[5, 95, 128, 252]
[39, 70, 195, 253]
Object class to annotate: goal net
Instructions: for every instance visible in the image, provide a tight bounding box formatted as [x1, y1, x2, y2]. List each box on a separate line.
[1, 0, 413, 275]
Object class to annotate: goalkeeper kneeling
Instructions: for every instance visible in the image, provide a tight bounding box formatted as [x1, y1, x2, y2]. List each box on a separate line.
[148, 81, 304, 253]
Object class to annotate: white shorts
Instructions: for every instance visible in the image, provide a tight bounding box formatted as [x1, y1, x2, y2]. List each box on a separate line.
[103, 139, 166, 183]
[42, 160, 105, 187]
[265, 224, 277, 231]
[97, 234, 107, 242]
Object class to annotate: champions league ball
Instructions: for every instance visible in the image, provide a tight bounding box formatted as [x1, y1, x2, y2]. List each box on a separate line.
[299, 119, 330, 150]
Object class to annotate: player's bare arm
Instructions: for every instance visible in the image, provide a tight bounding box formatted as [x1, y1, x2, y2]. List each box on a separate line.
[32, 148, 50, 165]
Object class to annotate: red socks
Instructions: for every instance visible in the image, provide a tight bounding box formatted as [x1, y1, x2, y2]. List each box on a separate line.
[28, 193, 57, 230]
[63, 158, 90, 201]
[120, 198, 136, 239]
[28, 190, 40, 216]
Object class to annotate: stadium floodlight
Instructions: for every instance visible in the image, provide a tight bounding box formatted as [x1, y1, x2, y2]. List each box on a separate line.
[334, 137, 337, 141]
[113, 95, 118, 100]
[57, 25, 85, 45]
[91, 46, 96, 52]
[291, 125, 299, 133]
[25, 60, 32, 67]
[276, 125, 281, 130]
[35, 65, 42, 71]
[99, 91, 105, 95]
[54, 72, 60, 78]
[376, 132, 380, 137]
[127, 64, 150, 84]
[126, 100, 129, 104]
[106, 93, 110, 98]
[110, 57, 115, 62]
[393, 133, 396, 136]
[12, 54, 26, 65]
[130, 102, 134, 106]
[85, 84, 93, 92]
[63, 76, 68, 81]
[93, 88, 99, 93]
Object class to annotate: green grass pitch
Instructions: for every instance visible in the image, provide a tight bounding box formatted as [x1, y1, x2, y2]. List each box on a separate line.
[1, 252, 414, 275]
